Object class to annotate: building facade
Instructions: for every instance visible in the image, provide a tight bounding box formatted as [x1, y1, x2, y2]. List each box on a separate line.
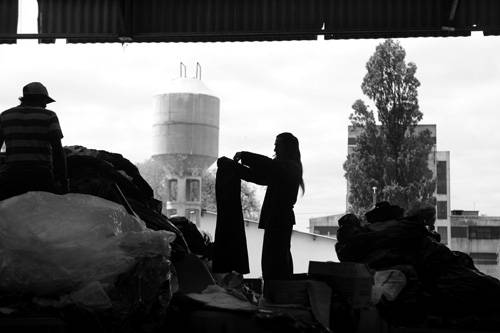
[309, 214, 344, 237]
[450, 210, 500, 279]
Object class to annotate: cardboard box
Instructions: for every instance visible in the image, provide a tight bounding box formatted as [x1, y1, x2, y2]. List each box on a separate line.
[263, 279, 310, 305]
[308, 261, 373, 308]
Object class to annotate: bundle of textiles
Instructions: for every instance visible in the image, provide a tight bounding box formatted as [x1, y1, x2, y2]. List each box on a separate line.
[65, 145, 188, 251]
[336, 202, 500, 329]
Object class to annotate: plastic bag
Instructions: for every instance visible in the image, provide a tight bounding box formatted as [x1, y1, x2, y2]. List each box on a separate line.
[371, 269, 407, 304]
[33, 281, 113, 309]
[0, 191, 175, 296]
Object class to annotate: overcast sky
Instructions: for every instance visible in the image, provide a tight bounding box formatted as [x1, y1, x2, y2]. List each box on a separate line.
[1, 2, 500, 231]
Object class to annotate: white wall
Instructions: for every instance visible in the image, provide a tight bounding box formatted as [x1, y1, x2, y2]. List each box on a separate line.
[200, 212, 338, 278]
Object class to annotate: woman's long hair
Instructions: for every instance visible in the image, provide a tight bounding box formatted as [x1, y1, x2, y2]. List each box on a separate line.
[276, 132, 305, 194]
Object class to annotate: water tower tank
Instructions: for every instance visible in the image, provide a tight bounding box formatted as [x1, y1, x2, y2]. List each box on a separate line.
[152, 64, 219, 223]
[152, 72, 220, 176]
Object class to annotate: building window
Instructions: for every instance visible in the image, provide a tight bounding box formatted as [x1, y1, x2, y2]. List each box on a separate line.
[437, 226, 448, 245]
[186, 179, 201, 202]
[451, 226, 467, 238]
[436, 161, 447, 195]
[469, 226, 500, 239]
[469, 252, 498, 265]
[437, 201, 447, 219]
[168, 179, 178, 202]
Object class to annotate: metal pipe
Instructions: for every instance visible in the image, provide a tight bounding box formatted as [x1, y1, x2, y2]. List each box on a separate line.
[180, 62, 186, 77]
[0, 25, 471, 42]
[196, 62, 201, 80]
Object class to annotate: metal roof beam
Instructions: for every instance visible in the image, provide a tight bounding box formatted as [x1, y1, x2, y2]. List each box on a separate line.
[0, 0, 18, 44]
[2, 0, 499, 43]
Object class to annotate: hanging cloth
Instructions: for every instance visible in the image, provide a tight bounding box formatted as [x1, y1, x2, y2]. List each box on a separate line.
[212, 156, 250, 274]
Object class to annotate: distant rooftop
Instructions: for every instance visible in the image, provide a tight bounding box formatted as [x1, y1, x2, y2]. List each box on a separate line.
[452, 210, 480, 217]
[347, 124, 437, 146]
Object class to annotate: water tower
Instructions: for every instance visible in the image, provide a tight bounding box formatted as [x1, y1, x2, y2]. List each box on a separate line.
[152, 63, 220, 225]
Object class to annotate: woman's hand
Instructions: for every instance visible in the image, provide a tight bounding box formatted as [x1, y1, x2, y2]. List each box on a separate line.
[233, 152, 242, 162]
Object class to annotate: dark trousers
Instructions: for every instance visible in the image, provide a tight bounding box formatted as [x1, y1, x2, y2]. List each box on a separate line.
[212, 157, 250, 274]
[0, 166, 55, 201]
[261, 225, 293, 280]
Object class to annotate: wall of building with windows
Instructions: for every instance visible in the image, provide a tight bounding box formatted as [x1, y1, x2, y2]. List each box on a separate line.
[165, 176, 202, 225]
[450, 210, 500, 279]
[435, 151, 451, 245]
[309, 214, 344, 237]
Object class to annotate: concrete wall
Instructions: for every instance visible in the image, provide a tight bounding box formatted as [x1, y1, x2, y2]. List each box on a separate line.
[475, 263, 500, 277]
[309, 214, 343, 227]
[309, 213, 344, 236]
[435, 151, 451, 245]
[450, 214, 500, 279]
[200, 212, 338, 278]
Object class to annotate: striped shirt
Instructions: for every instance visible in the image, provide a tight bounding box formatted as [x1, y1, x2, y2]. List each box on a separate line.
[0, 105, 63, 169]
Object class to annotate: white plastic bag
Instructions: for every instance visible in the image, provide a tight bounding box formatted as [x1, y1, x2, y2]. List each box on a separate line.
[0, 191, 175, 296]
[371, 269, 407, 304]
[33, 281, 113, 309]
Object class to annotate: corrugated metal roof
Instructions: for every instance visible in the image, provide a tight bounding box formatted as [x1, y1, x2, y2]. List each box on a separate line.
[457, 0, 500, 36]
[0, 0, 18, 44]
[328, 0, 500, 39]
[38, 0, 125, 43]
[29, 0, 500, 43]
[132, 0, 323, 41]
[323, 0, 471, 39]
[38, 0, 323, 43]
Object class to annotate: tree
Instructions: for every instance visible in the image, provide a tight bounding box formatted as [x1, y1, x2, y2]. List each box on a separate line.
[344, 39, 436, 217]
[136, 158, 168, 200]
[137, 158, 260, 220]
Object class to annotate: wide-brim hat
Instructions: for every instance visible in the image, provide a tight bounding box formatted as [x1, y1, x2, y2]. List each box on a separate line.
[19, 82, 55, 103]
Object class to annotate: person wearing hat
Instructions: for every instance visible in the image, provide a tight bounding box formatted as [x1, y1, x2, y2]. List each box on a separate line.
[0, 82, 68, 200]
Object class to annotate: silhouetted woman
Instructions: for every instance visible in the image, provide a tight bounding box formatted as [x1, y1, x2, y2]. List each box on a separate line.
[234, 132, 304, 280]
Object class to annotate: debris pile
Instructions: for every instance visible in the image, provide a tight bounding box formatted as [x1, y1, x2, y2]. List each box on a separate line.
[1, 146, 329, 332]
[0, 146, 186, 332]
[336, 202, 500, 331]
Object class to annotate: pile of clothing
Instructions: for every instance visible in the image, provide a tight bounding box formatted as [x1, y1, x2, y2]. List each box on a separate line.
[66, 146, 175, 231]
[0, 145, 333, 332]
[64, 146, 194, 257]
[0, 146, 196, 332]
[336, 202, 500, 330]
